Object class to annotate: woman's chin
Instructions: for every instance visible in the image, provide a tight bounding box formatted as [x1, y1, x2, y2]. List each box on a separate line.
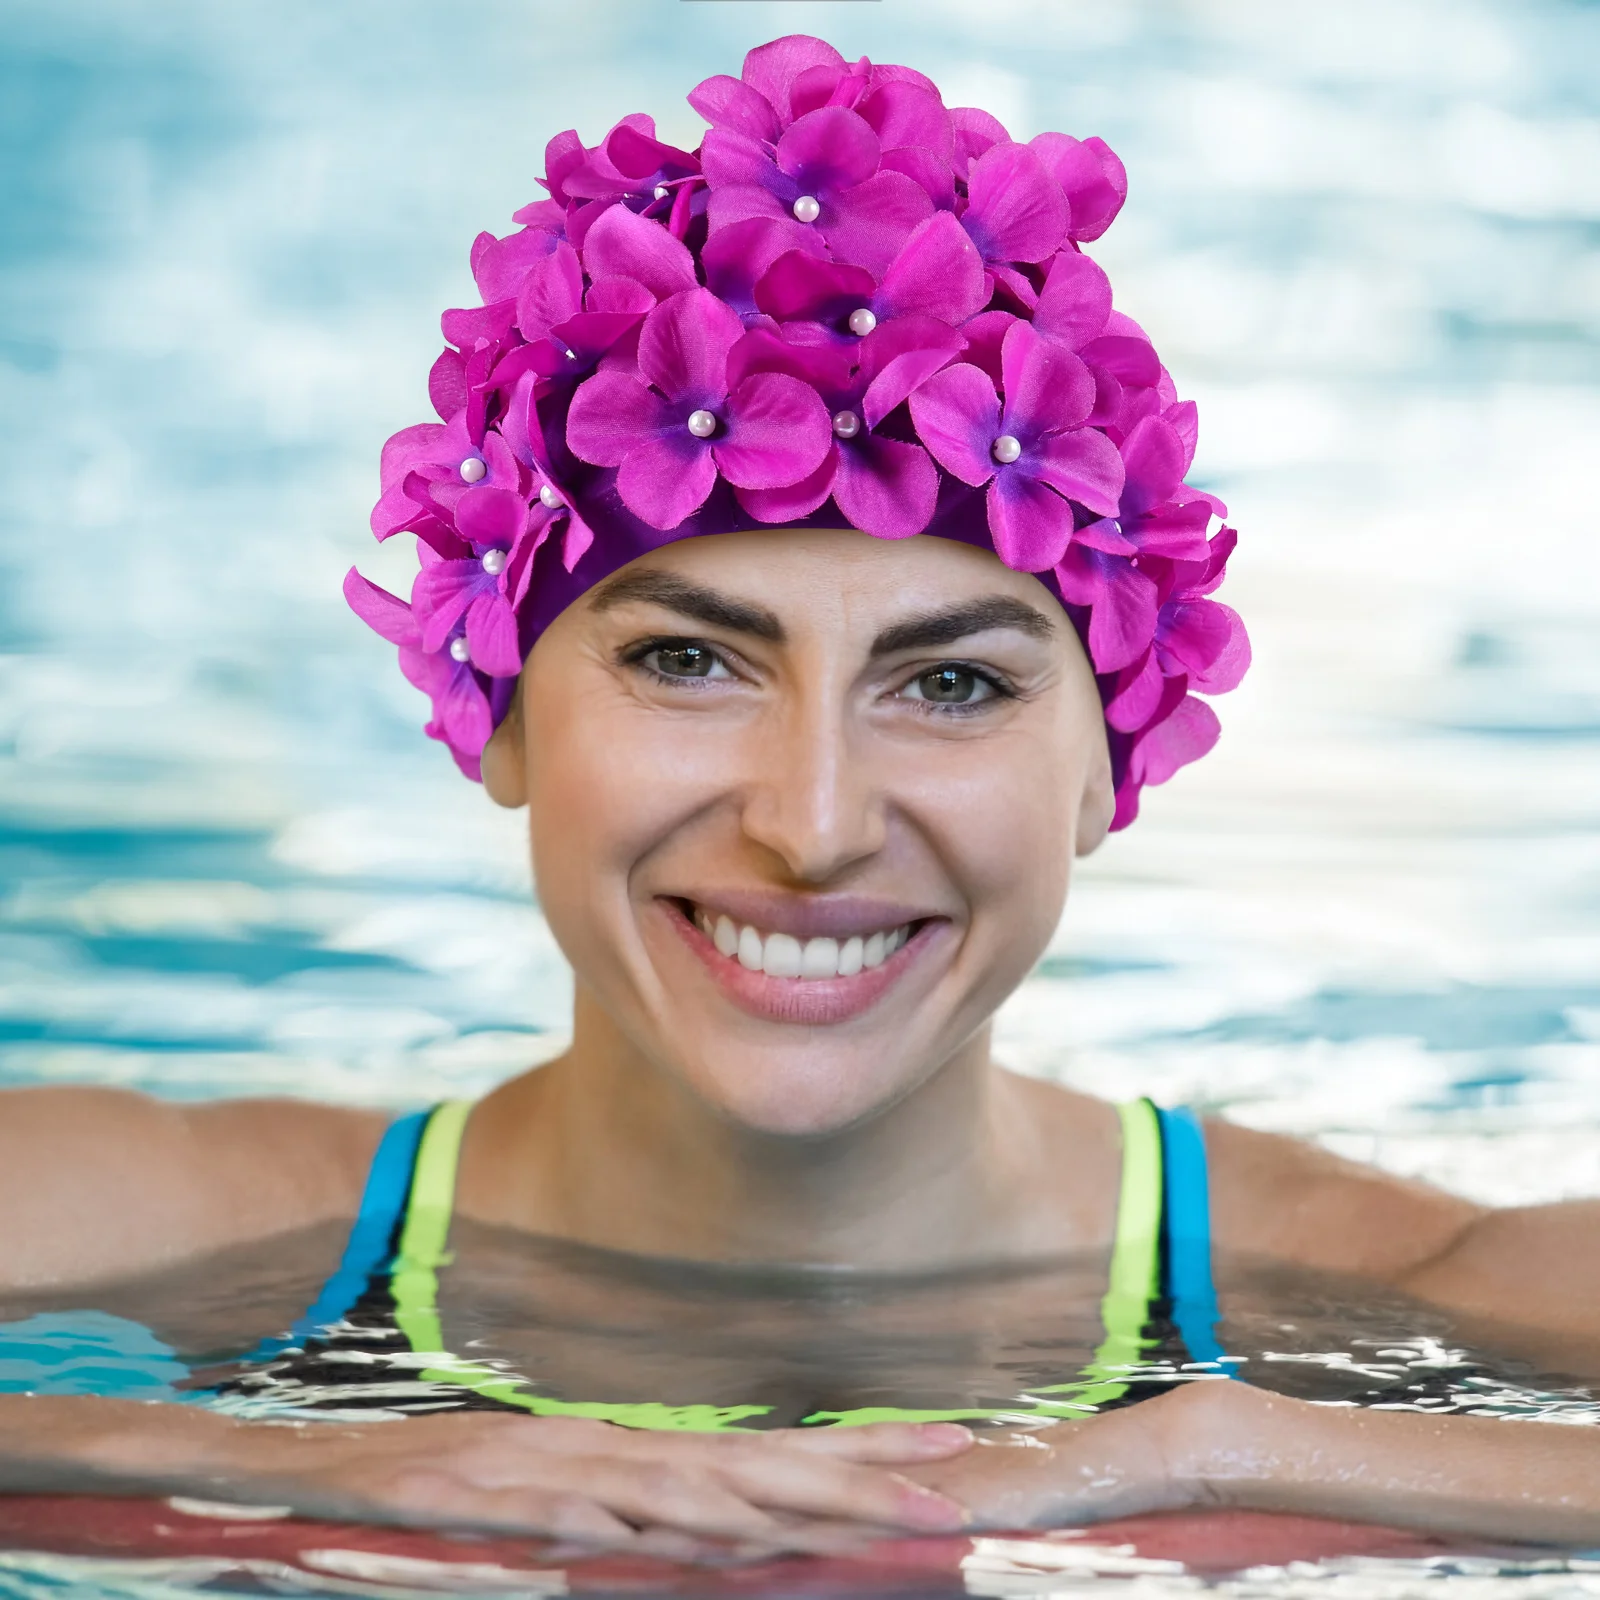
[669, 1046, 912, 1139]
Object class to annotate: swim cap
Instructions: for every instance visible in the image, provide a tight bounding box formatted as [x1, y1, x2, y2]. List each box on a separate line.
[347, 35, 1249, 828]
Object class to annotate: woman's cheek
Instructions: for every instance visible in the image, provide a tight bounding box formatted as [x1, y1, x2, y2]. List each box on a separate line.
[906, 726, 1079, 954]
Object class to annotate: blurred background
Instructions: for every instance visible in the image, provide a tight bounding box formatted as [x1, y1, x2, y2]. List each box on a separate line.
[0, 0, 1595, 1203]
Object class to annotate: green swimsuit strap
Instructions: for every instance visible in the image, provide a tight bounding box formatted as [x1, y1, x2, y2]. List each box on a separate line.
[388, 1097, 1165, 1430]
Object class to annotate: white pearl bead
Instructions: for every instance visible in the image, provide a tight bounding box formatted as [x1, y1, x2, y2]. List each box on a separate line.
[538, 483, 563, 509]
[831, 409, 861, 439]
[448, 637, 472, 663]
[686, 409, 718, 439]
[847, 308, 877, 336]
[791, 194, 821, 223]
[992, 434, 1023, 464]
[653, 185, 670, 201]
[458, 457, 487, 483]
[480, 548, 507, 575]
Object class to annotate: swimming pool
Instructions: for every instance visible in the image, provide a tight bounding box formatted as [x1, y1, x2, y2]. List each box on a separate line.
[2, 0, 1597, 1590]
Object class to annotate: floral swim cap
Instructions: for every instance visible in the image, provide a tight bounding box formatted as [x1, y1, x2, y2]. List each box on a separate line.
[347, 34, 1249, 828]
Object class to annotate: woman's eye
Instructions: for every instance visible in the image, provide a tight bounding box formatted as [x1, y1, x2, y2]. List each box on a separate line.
[901, 665, 1001, 707]
[640, 642, 727, 680]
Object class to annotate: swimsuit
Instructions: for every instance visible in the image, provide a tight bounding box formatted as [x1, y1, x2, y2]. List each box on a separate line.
[223, 1098, 1226, 1428]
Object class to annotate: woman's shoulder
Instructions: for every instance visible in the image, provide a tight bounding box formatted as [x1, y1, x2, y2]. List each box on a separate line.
[0, 1084, 389, 1292]
[1202, 1115, 1482, 1284]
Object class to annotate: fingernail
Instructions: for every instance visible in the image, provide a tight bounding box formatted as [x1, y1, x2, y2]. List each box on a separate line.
[917, 1423, 975, 1449]
[900, 1484, 971, 1531]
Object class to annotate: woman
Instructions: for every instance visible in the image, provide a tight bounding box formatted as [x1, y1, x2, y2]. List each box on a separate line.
[2, 33, 1598, 1557]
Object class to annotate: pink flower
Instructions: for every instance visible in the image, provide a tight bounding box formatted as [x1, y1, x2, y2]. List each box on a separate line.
[730, 317, 965, 536]
[565, 288, 832, 529]
[702, 106, 933, 278]
[909, 320, 1124, 571]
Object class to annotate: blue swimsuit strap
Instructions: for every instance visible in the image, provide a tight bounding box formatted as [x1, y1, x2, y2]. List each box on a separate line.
[1152, 1104, 1228, 1367]
[244, 1109, 429, 1364]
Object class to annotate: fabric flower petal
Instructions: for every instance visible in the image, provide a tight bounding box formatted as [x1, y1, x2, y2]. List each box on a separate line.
[832, 433, 939, 539]
[1029, 132, 1127, 242]
[776, 106, 881, 194]
[704, 219, 827, 319]
[1088, 558, 1159, 673]
[1031, 428, 1125, 517]
[741, 34, 846, 128]
[962, 143, 1069, 265]
[1032, 251, 1114, 352]
[465, 592, 524, 678]
[617, 430, 720, 529]
[343, 569, 420, 648]
[858, 316, 966, 430]
[986, 468, 1077, 572]
[1000, 320, 1095, 439]
[701, 128, 783, 193]
[1104, 647, 1164, 733]
[566, 371, 667, 467]
[1119, 415, 1189, 518]
[412, 559, 485, 653]
[874, 211, 986, 325]
[733, 446, 838, 524]
[454, 485, 527, 549]
[753, 252, 877, 324]
[951, 106, 1009, 165]
[1131, 694, 1220, 786]
[580, 205, 698, 302]
[820, 169, 934, 278]
[856, 81, 956, 167]
[637, 288, 745, 407]
[908, 362, 1001, 488]
[688, 73, 781, 142]
[1157, 599, 1250, 693]
[714, 371, 832, 489]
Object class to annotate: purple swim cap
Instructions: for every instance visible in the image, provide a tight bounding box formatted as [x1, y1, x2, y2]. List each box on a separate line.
[347, 34, 1249, 829]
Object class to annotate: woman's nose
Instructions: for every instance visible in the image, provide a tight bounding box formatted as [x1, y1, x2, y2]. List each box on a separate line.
[737, 695, 886, 884]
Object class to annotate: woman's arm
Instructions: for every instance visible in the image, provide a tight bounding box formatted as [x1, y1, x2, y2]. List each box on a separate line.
[912, 1382, 1600, 1546]
[0, 1087, 384, 1290]
[1207, 1119, 1600, 1367]
[0, 1394, 973, 1551]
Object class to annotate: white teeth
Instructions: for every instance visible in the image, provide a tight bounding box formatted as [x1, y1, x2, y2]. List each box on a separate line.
[762, 931, 802, 978]
[800, 936, 838, 979]
[692, 906, 912, 980]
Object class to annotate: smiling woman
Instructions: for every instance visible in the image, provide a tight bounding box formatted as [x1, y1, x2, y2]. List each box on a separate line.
[3, 29, 1600, 1566]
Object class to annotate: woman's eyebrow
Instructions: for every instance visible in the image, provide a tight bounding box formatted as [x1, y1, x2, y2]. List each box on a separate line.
[587, 571, 785, 641]
[870, 597, 1056, 656]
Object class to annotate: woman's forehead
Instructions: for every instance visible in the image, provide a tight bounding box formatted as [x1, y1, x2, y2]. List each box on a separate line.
[588, 528, 1065, 624]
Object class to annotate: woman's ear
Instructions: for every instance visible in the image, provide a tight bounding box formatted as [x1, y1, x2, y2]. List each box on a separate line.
[1075, 748, 1115, 858]
[480, 685, 528, 808]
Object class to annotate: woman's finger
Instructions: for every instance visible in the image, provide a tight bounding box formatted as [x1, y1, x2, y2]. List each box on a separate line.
[364, 1468, 644, 1544]
[549, 1453, 786, 1542]
[701, 1444, 970, 1532]
[769, 1421, 976, 1463]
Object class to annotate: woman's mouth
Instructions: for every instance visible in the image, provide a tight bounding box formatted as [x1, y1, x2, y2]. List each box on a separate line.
[690, 906, 912, 980]
[658, 898, 943, 1025]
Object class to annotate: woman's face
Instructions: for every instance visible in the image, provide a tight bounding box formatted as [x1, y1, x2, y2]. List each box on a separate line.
[485, 528, 1112, 1138]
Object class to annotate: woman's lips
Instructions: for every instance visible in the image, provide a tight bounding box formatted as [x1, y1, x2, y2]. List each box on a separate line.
[659, 898, 947, 1026]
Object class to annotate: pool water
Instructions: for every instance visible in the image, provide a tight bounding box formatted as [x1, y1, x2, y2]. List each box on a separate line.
[2, 0, 1598, 1591]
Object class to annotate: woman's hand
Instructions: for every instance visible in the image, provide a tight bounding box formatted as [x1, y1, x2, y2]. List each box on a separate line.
[60, 1400, 974, 1553]
[909, 1381, 1600, 1548]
